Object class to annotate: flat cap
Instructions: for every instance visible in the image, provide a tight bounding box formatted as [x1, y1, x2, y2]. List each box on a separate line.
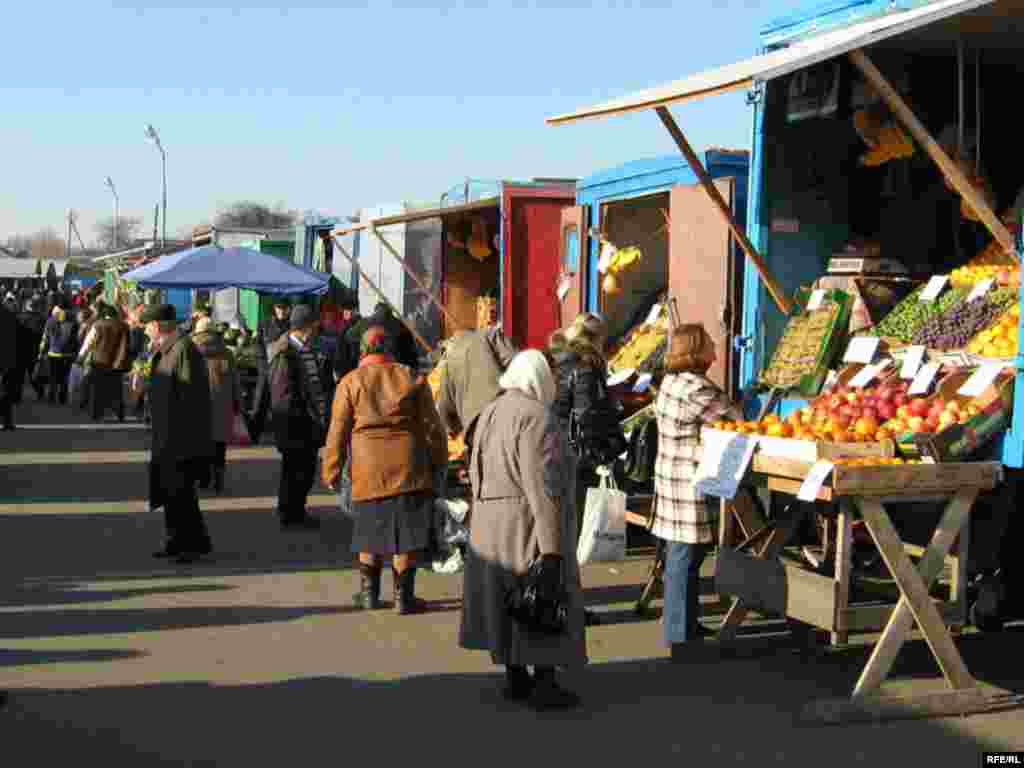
[138, 303, 176, 323]
[289, 304, 317, 330]
[273, 297, 292, 307]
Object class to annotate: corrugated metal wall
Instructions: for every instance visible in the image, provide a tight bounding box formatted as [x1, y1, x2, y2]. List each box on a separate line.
[404, 218, 443, 346]
[356, 204, 406, 315]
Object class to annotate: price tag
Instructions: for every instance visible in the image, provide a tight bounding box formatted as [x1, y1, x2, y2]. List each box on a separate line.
[822, 370, 840, 393]
[557, 277, 571, 301]
[806, 289, 826, 311]
[645, 303, 663, 326]
[918, 275, 949, 302]
[797, 460, 835, 502]
[848, 359, 891, 388]
[693, 430, 759, 501]
[967, 278, 994, 302]
[909, 362, 940, 395]
[900, 345, 926, 380]
[957, 363, 1005, 398]
[921, 456, 937, 465]
[844, 336, 880, 364]
[632, 373, 653, 393]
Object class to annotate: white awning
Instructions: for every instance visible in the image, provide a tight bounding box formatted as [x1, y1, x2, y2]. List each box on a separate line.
[547, 0, 994, 124]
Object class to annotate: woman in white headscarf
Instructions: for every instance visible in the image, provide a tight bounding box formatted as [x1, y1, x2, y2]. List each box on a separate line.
[459, 350, 587, 711]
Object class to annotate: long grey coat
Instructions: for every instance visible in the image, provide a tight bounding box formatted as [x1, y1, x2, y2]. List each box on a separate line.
[459, 389, 587, 668]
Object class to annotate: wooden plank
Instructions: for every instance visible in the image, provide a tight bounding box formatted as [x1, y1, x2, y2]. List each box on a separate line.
[832, 503, 854, 645]
[857, 498, 976, 692]
[754, 455, 812, 481]
[332, 237, 432, 354]
[731, 488, 767, 539]
[849, 49, 1018, 261]
[802, 687, 1020, 725]
[370, 225, 464, 336]
[950, 496, 971, 627]
[715, 549, 837, 631]
[755, 436, 894, 462]
[767, 476, 833, 502]
[843, 601, 968, 634]
[834, 462, 1001, 495]
[654, 106, 792, 315]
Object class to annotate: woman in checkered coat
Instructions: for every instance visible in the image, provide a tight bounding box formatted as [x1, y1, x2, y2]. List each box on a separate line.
[652, 324, 741, 655]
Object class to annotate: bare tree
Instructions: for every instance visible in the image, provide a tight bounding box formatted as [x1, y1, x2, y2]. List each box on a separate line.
[214, 201, 297, 230]
[94, 216, 144, 251]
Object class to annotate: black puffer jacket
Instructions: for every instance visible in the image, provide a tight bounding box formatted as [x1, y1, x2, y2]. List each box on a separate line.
[552, 341, 626, 468]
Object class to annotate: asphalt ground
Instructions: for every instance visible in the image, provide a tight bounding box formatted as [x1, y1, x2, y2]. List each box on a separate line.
[1, 397, 1022, 766]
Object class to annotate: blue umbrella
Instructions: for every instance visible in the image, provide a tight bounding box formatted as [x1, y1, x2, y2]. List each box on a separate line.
[122, 245, 328, 295]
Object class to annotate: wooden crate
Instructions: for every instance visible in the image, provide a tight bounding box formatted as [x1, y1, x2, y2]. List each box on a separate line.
[756, 434, 895, 462]
[753, 456, 1003, 499]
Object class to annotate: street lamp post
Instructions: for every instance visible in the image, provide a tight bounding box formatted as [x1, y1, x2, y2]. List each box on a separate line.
[104, 176, 119, 251]
[144, 124, 167, 250]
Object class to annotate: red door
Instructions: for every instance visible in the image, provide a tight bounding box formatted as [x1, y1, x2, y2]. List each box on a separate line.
[502, 184, 577, 349]
[558, 205, 588, 330]
[669, 178, 744, 399]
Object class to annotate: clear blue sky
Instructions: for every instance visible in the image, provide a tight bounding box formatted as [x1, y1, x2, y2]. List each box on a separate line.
[0, 0, 796, 245]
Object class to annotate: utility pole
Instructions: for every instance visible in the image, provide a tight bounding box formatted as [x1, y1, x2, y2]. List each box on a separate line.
[153, 203, 159, 249]
[66, 210, 72, 260]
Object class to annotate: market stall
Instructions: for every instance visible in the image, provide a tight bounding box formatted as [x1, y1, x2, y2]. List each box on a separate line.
[332, 178, 576, 351]
[549, 0, 1024, 723]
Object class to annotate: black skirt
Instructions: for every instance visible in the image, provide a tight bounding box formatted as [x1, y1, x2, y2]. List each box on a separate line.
[350, 491, 435, 556]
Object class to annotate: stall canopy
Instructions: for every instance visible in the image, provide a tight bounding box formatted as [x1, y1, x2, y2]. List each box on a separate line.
[547, 0, 993, 124]
[121, 245, 329, 295]
[547, 0, 1017, 314]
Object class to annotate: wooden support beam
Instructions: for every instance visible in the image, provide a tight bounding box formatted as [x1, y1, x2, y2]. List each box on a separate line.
[849, 48, 1019, 261]
[370, 225, 464, 336]
[655, 106, 793, 315]
[331, 236, 432, 355]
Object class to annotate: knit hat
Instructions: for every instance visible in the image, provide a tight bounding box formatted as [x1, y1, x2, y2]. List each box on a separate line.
[289, 304, 317, 330]
[138, 304, 176, 323]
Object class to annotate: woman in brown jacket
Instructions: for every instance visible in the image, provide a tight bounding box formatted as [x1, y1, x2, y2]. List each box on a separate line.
[322, 325, 447, 614]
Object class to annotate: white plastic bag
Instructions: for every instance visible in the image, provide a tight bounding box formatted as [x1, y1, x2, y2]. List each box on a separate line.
[577, 467, 626, 565]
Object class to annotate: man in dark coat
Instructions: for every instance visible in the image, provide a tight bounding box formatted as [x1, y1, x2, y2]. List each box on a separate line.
[330, 299, 361, 382]
[258, 298, 292, 356]
[17, 298, 46, 401]
[343, 302, 419, 373]
[142, 304, 214, 563]
[0, 301, 19, 431]
[268, 304, 331, 530]
[249, 298, 293, 442]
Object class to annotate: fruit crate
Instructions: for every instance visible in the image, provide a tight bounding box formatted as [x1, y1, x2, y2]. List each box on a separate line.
[759, 288, 852, 398]
[915, 370, 1016, 462]
[752, 456, 1003, 500]
[700, 427, 894, 463]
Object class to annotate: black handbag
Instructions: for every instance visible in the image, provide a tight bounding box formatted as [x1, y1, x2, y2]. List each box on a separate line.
[504, 560, 569, 636]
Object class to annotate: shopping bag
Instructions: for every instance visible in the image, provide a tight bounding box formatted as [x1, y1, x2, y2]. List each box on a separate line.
[230, 411, 251, 447]
[577, 466, 627, 565]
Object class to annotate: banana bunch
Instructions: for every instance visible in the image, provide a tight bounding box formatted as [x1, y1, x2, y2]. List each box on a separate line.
[607, 246, 641, 274]
[600, 244, 642, 296]
[858, 123, 914, 167]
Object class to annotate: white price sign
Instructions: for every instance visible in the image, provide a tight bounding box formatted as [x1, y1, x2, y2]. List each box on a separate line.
[844, 336, 880, 364]
[957, 363, 1005, 398]
[645, 303, 663, 326]
[632, 373, 653, 393]
[694, 430, 759, 501]
[557, 277, 571, 301]
[967, 278, 995, 303]
[848, 359, 892, 389]
[798, 460, 835, 502]
[918, 275, 949, 302]
[908, 362, 940, 395]
[806, 289, 826, 311]
[900, 345, 926, 380]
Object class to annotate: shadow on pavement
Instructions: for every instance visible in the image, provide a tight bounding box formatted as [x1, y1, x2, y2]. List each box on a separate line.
[2, 652, 1021, 767]
[0, 509, 358, 583]
[0, 582, 236, 609]
[0, 605, 360, 640]
[0, 648, 147, 667]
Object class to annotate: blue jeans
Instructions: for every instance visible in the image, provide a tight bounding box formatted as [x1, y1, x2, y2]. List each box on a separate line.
[662, 540, 711, 646]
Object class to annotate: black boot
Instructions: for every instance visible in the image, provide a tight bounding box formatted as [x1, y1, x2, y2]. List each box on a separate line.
[394, 567, 426, 615]
[529, 667, 581, 712]
[353, 563, 382, 610]
[213, 467, 225, 495]
[502, 665, 535, 702]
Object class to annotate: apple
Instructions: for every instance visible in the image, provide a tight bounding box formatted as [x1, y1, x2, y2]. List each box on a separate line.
[957, 412, 971, 424]
[892, 393, 908, 408]
[877, 402, 896, 421]
[908, 398, 931, 418]
[829, 395, 844, 410]
[925, 412, 941, 431]
[928, 402, 946, 421]
[945, 401, 961, 414]
[907, 416, 925, 432]
[846, 392, 861, 404]
[897, 405, 910, 420]
[861, 407, 879, 424]
[878, 386, 895, 402]
[938, 412, 958, 431]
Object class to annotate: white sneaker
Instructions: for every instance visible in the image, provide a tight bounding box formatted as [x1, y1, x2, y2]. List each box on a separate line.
[147, 503, 164, 514]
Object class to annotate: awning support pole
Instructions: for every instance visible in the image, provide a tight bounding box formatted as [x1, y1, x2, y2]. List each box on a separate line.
[370, 225, 464, 335]
[655, 106, 793, 315]
[849, 48, 1018, 261]
[331, 236, 433, 354]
